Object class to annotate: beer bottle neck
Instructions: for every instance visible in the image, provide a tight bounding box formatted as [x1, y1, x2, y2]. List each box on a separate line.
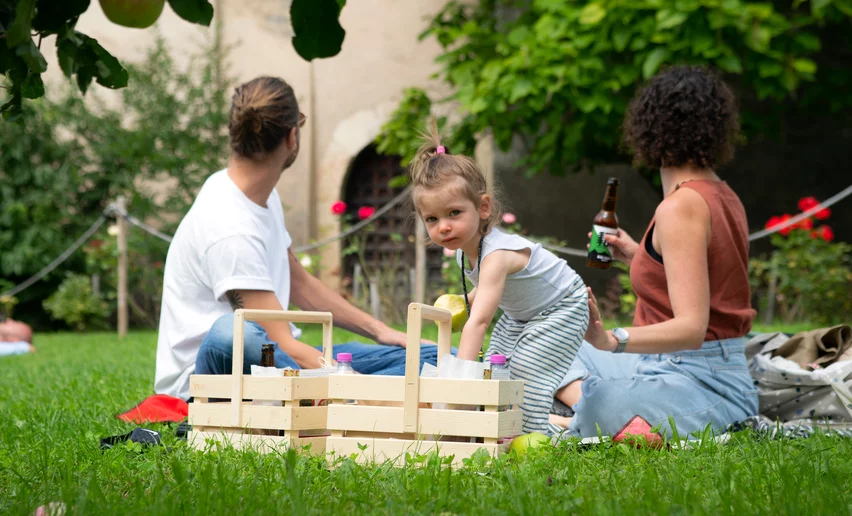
[601, 185, 618, 212]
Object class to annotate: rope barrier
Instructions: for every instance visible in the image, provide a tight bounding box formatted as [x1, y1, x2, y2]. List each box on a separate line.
[1, 183, 849, 298]
[0, 188, 413, 298]
[293, 186, 412, 253]
[114, 207, 174, 243]
[534, 183, 852, 259]
[746, 184, 852, 242]
[0, 213, 109, 298]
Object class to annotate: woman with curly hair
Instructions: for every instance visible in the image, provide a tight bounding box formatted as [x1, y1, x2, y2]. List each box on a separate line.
[550, 65, 758, 438]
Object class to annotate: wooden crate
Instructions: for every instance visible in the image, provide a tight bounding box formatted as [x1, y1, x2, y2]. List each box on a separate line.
[187, 309, 333, 455]
[326, 303, 524, 467]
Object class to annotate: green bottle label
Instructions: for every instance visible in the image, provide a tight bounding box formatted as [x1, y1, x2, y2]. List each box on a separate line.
[588, 224, 618, 263]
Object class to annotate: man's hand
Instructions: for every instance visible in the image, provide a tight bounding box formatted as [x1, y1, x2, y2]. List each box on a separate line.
[374, 325, 408, 348]
[373, 324, 438, 348]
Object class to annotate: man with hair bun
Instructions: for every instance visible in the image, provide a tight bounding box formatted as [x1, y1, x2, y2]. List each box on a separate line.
[155, 76, 439, 400]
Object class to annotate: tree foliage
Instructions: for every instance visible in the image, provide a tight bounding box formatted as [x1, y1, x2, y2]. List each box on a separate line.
[378, 0, 852, 176]
[0, 35, 231, 328]
[0, 0, 346, 121]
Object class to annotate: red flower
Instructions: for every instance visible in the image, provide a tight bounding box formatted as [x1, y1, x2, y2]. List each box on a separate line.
[331, 201, 347, 216]
[795, 217, 813, 230]
[89, 239, 104, 249]
[357, 206, 376, 220]
[764, 216, 783, 230]
[798, 196, 819, 212]
[815, 207, 831, 220]
[817, 225, 834, 242]
[778, 214, 793, 236]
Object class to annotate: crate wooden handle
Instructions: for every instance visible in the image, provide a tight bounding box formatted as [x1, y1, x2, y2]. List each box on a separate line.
[403, 303, 452, 433]
[230, 309, 334, 427]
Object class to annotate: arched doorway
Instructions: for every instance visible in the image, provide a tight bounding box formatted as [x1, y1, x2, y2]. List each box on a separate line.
[341, 145, 443, 323]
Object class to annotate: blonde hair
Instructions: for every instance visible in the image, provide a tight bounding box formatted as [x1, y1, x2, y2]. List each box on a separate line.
[409, 119, 502, 233]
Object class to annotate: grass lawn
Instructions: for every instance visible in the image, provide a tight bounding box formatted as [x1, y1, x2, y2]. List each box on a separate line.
[2, 324, 851, 514]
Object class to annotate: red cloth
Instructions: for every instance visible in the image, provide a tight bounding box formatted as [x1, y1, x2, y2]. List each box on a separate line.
[613, 415, 664, 448]
[117, 394, 188, 424]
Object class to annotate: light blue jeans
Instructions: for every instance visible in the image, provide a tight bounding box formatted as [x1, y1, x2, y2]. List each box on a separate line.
[561, 338, 759, 438]
[196, 314, 443, 376]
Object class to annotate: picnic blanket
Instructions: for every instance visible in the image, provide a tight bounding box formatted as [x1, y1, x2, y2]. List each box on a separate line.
[746, 325, 852, 424]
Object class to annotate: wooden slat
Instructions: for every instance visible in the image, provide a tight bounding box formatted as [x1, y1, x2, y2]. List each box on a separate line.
[326, 436, 506, 467]
[327, 405, 523, 438]
[326, 376, 523, 406]
[403, 304, 423, 433]
[419, 378, 524, 406]
[190, 375, 328, 401]
[328, 374, 404, 401]
[417, 304, 451, 323]
[421, 408, 523, 439]
[328, 405, 403, 433]
[189, 430, 326, 454]
[189, 403, 328, 431]
[240, 309, 332, 325]
[289, 406, 328, 430]
[231, 311, 246, 427]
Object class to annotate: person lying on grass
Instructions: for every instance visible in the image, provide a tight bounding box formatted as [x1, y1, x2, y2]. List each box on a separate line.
[0, 318, 35, 355]
[408, 120, 589, 437]
[550, 65, 759, 438]
[154, 76, 442, 401]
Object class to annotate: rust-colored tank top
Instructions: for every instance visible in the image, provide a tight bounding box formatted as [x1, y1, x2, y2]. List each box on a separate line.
[630, 180, 756, 340]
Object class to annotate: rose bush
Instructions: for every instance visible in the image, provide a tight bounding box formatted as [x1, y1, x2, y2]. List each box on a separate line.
[750, 197, 851, 324]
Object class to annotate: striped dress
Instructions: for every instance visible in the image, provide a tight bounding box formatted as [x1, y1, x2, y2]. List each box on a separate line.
[459, 228, 589, 436]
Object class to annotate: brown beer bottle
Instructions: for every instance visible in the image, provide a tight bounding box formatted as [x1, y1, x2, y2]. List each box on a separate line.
[260, 343, 275, 367]
[586, 178, 620, 270]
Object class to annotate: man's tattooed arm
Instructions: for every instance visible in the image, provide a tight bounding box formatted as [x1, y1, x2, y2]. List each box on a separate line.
[225, 290, 244, 310]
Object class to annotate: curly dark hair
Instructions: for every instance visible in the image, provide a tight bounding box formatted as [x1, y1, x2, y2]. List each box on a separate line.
[623, 66, 741, 170]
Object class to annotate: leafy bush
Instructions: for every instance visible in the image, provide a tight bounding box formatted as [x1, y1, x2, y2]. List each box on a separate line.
[750, 196, 852, 324]
[378, 0, 852, 178]
[43, 273, 110, 331]
[82, 230, 167, 329]
[0, 34, 231, 329]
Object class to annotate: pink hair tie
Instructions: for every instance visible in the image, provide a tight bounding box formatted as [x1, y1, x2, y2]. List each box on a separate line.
[436, 145, 445, 154]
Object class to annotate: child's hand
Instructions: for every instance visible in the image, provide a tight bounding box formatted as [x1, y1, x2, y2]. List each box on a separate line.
[586, 229, 638, 266]
[584, 287, 616, 352]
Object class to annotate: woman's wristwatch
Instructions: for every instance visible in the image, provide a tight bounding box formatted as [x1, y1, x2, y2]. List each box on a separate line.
[612, 327, 630, 353]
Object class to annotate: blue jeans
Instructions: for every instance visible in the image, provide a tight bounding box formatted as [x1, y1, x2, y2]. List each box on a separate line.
[195, 314, 443, 376]
[561, 339, 759, 439]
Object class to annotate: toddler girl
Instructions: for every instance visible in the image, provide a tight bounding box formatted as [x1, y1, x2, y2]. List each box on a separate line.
[409, 123, 589, 436]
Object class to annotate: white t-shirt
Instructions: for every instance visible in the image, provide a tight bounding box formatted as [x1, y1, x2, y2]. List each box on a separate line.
[154, 170, 301, 400]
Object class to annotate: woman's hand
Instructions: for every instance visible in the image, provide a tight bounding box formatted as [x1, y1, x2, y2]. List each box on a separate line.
[584, 288, 617, 352]
[587, 229, 639, 266]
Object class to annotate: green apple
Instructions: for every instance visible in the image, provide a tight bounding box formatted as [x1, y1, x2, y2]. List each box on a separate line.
[99, 0, 166, 29]
[433, 294, 468, 333]
[509, 432, 551, 457]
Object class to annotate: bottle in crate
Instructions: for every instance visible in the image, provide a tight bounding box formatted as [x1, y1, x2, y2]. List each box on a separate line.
[336, 352, 357, 404]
